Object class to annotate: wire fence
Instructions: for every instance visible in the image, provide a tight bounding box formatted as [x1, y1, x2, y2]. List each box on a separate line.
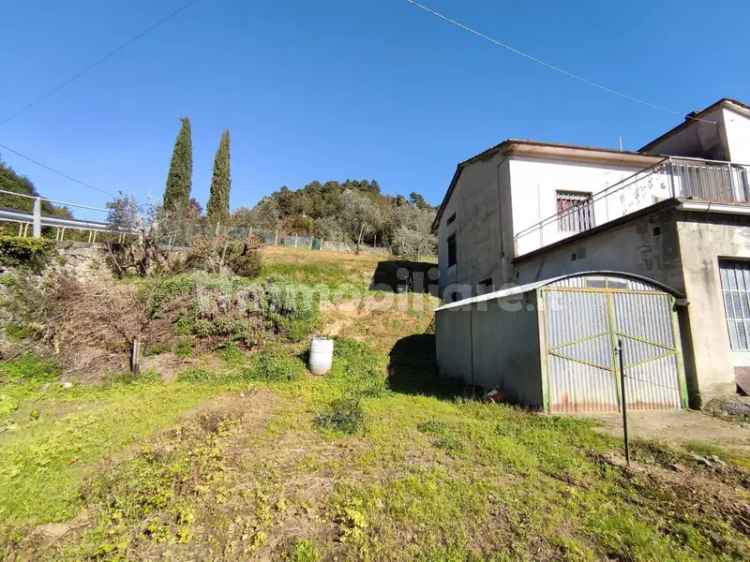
[0, 190, 395, 255]
[154, 219, 392, 255]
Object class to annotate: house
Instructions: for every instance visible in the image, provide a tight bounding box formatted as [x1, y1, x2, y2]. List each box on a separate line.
[433, 98, 750, 409]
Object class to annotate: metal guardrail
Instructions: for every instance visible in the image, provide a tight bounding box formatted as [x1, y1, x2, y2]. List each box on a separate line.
[0, 189, 133, 241]
[513, 157, 750, 257]
[0, 208, 114, 231]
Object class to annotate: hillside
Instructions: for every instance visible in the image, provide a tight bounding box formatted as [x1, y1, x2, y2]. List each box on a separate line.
[0, 159, 72, 219]
[1, 247, 749, 561]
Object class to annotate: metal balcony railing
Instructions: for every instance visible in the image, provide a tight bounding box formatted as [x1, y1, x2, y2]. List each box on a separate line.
[513, 157, 750, 257]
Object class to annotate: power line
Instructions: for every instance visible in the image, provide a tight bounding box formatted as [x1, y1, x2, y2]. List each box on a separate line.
[0, 141, 116, 197]
[403, 0, 716, 125]
[0, 0, 200, 127]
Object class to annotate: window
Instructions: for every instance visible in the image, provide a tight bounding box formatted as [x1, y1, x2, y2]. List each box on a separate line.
[447, 234, 457, 267]
[557, 191, 594, 233]
[447, 212, 456, 225]
[719, 260, 750, 351]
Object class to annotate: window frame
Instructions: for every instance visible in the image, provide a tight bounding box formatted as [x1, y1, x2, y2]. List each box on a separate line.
[447, 233, 457, 268]
[719, 259, 750, 351]
[556, 190, 595, 233]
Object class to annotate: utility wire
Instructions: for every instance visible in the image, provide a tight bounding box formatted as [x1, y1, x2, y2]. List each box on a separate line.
[0, 141, 116, 197]
[0, 0, 200, 127]
[403, 0, 716, 125]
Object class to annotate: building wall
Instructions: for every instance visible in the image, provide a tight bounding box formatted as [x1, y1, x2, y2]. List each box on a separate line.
[435, 294, 544, 408]
[508, 156, 650, 238]
[642, 106, 729, 160]
[437, 152, 510, 297]
[723, 106, 750, 163]
[675, 217, 750, 398]
[514, 208, 685, 291]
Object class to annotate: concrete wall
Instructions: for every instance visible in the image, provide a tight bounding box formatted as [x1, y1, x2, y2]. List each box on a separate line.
[723, 106, 750, 163]
[437, 152, 511, 297]
[508, 156, 649, 236]
[675, 216, 750, 399]
[643, 106, 729, 160]
[435, 293, 543, 408]
[514, 208, 685, 292]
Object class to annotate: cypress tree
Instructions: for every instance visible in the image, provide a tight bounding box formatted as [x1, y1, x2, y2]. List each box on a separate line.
[207, 129, 231, 226]
[162, 117, 193, 213]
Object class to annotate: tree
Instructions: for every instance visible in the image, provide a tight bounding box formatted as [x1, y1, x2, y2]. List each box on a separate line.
[341, 191, 382, 253]
[409, 192, 432, 210]
[391, 205, 436, 260]
[207, 129, 231, 226]
[106, 191, 141, 232]
[162, 117, 192, 213]
[234, 197, 282, 232]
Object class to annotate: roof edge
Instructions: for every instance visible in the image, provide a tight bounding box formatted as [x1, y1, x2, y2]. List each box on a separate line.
[434, 270, 684, 311]
[640, 98, 750, 153]
[431, 139, 661, 231]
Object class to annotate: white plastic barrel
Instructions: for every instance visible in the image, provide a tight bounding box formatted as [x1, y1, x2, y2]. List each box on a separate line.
[309, 336, 334, 375]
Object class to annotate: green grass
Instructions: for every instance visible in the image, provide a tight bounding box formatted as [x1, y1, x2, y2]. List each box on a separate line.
[1, 246, 749, 560]
[3, 338, 750, 560]
[0, 357, 228, 527]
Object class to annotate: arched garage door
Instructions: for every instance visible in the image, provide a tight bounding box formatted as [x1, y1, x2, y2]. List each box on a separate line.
[541, 275, 687, 413]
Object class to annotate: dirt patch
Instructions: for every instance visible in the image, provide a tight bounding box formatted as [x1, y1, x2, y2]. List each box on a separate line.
[593, 409, 750, 455]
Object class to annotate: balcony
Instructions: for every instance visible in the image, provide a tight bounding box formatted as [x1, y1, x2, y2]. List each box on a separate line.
[513, 157, 750, 257]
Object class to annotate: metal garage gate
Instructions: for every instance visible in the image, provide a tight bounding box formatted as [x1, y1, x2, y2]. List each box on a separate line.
[541, 276, 687, 413]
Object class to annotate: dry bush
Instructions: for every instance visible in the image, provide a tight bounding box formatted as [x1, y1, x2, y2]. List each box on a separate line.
[103, 235, 172, 279]
[181, 235, 262, 278]
[2, 270, 190, 377]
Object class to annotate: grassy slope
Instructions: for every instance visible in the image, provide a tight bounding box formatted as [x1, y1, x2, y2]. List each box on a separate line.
[1, 247, 749, 561]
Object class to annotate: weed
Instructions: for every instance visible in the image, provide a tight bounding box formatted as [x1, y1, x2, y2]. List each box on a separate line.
[315, 398, 365, 435]
[417, 419, 464, 453]
[175, 337, 194, 358]
[221, 341, 245, 366]
[286, 539, 321, 562]
[244, 348, 306, 382]
[177, 368, 213, 383]
[0, 353, 59, 384]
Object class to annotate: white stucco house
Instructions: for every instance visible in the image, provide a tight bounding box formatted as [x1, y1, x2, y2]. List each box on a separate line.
[434, 98, 750, 409]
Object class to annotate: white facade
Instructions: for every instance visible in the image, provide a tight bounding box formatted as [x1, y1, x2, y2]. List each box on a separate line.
[436, 98, 750, 296]
[434, 98, 750, 404]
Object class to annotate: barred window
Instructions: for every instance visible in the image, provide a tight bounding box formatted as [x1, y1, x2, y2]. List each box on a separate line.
[557, 191, 594, 233]
[719, 260, 750, 351]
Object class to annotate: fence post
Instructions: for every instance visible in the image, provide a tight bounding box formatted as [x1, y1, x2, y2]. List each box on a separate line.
[32, 197, 42, 238]
[274, 230, 279, 246]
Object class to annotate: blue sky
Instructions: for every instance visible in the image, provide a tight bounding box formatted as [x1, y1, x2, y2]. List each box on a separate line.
[0, 0, 748, 219]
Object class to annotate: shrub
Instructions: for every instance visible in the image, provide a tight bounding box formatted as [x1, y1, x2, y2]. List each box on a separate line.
[315, 398, 365, 434]
[243, 348, 305, 382]
[328, 338, 386, 397]
[221, 341, 244, 365]
[182, 235, 262, 278]
[0, 236, 55, 272]
[265, 284, 320, 342]
[175, 338, 193, 358]
[103, 235, 170, 278]
[225, 239, 262, 278]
